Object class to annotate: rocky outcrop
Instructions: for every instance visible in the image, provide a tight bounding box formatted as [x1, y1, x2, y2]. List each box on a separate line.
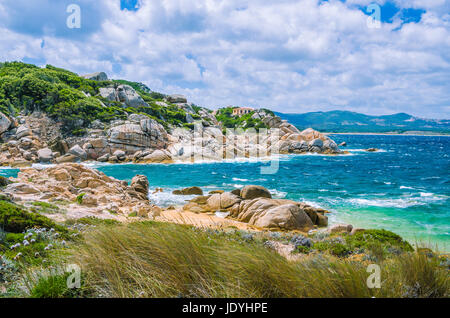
[69, 145, 87, 160]
[0, 112, 11, 134]
[136, 149, 173, 163]
[82, 72, 108, 81]
[37, 148, 54, 163]
[172, 186, 203, 195]
[130, 174, 150, 200]
[166, 94, 187, 104]
[0, 105, 341, 167]
[3, 163, 156, 218]
[99, 84, 148, 108]
[182, 185, 328, 231]
[108, 116, 168, 155]
[240, 185, 272, 200]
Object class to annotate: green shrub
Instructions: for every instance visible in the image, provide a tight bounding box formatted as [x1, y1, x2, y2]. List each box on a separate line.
[30, 272, 81, 298]
[294, 245, 311, 254]
[330, 243, 351, 257]
[30, 201, 60, 214]
[345, 229, 413, 252]
[215, 107, 268, 130]
[0, 176, 11, 187]
[0, 200, 67, 234]
[76, 193, 85, 205]
[65, 217, 120, 227]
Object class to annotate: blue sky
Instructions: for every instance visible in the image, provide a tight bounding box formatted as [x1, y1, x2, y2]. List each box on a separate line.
[0, 0, 449, 118]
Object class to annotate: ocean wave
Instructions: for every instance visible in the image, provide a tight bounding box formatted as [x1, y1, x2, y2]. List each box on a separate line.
[232, 177, 249, 182]
[346, 148, 387, 153]
[148, 188, 195, 207]
[270, 189, 287, 199]
[347, 193, 448, 208]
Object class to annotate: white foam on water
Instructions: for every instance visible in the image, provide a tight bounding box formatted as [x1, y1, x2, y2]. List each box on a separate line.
[347, 193, 448, 208]
[302, 200, 325, 209]
[148, 189, 195, 208]
[232, 177, 249, 182]
[400, 186, 416, 190]
[270, 189, 287, 199]
[215, 211, 230, 218]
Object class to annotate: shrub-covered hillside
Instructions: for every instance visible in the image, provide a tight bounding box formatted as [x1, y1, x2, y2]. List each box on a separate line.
[0, 62, 198, 134]
[214, 107, 270, 130]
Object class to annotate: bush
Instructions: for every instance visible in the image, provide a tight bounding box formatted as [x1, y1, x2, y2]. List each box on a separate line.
[76, 193, 85, 205]
[30, 271, 81, 298]
[0, 200, 67, 234]
[215, 107, 268, 130]
[345, 229, 413, 252]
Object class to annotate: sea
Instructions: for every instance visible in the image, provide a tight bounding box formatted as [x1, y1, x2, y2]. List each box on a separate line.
[1, 134, 449, 251]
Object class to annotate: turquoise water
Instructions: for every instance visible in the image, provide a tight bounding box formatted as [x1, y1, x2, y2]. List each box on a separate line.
[1, 134, 449, 250]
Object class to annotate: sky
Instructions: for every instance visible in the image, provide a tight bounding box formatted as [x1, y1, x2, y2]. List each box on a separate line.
[0, 0, 449, 118]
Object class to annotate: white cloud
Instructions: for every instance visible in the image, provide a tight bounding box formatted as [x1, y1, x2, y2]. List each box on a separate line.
[0, 0, 449, 118]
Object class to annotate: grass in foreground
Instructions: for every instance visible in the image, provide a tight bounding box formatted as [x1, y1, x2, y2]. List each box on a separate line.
[66, 221, 449, 298]
[1, 199, 448, 298]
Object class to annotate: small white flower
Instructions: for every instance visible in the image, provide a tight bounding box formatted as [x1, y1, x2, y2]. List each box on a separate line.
[23, 240, 30, 246]
[13, 252, 22, 260]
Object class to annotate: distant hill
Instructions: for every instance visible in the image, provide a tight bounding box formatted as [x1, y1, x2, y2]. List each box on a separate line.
[275, 110, 450, 134]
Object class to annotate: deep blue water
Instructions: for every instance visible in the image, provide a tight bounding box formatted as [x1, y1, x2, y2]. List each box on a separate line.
[1, 134, 449, 250]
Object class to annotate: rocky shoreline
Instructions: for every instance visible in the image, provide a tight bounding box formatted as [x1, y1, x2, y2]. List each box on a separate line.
[0, 163, 362, 237]
[0, 76, 345, 167]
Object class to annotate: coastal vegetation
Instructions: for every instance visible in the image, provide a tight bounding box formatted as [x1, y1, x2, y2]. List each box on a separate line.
[0, 62, 196, 134]
[0, 200, 448, 298]
[214, 107, 268, 131]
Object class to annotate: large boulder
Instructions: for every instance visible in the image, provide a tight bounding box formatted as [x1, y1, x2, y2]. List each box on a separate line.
[69, 145, 87, 160]
[130, 175, 149, 196]
[82, 72, 108, 81]
[173, 186, 203, 195]
[4, 183, 40, 194]
[229, 198, 328, 230]
[99, 85, 148, 108]
[37, 148, 54, 163]
[140, 150, 172, 163]
[0, 112, 11, 134]
[240, 185, 272, 200]
[309, 138, 323, 148]
[167, 94, 187, 103]
[220, 192, 241, 209]
[108, 123, 167, 151]
[56, 154, 78, 163]
[16, 125, 31, 139]
[251, 204, 313, 230]
[117, 85, 148, 108]
[89, 138, 108, 149]
[229, 198, 314, 231]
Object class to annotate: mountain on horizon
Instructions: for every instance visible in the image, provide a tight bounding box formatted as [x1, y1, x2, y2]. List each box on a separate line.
[275, 110, 450, 134]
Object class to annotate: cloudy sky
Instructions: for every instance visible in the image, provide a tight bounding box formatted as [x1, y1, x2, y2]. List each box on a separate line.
[0, 0, 449, 118]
